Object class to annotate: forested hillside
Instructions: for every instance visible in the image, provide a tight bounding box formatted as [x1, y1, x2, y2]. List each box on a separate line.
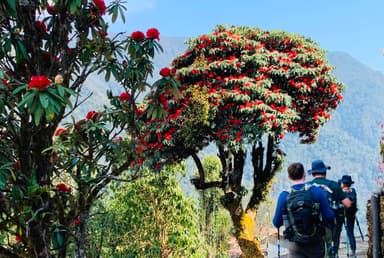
[84, 37, 384, 233]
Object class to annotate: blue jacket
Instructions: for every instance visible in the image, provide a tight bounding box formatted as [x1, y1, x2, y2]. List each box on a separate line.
[272, 183, 335, 228]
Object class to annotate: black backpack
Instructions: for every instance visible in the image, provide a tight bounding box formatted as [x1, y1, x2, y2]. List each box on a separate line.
[312, 182, 345, 223]
[283, 184, 323, 243]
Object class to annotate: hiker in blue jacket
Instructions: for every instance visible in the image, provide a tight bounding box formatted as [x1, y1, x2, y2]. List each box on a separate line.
[273, 162, 335, 258]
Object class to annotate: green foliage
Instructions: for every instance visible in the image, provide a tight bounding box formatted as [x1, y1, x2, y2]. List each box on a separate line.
[87, 164, 205, 258]
[0, 1, 179, 257]
[197, 155, 231, 257]
[18, 83, 75, 125]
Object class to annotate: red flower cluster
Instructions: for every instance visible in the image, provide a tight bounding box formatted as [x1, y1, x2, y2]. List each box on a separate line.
[159, 67, 171, 77]
[119, 92, 131, 102]
[15, 235, 22, 243]
[92, 0, 106, 15]
[73, 216, 81, 225]
[35, 20, 47, 33]
[55, 183, 71, 193]
[1, 79, 9, 88]
[131, 31, 145, 41]
[146, 28, 160, 40]
[54, 127, 67, 136]
[47, 5, 57, 15]
[86, 110, 99, 121]
[28, 75, 51, 90]
[131, 28, 160, 42]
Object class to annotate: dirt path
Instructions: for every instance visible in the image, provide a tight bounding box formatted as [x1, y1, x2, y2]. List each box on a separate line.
[229, 234, 369, 257]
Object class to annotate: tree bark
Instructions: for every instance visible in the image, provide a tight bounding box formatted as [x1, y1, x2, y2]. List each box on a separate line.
[221, 150, 264, 257]
[75, 211, 90, 258]
[230, 208, 263, 258]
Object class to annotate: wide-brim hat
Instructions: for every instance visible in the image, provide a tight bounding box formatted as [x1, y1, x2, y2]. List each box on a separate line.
[340, 175, 354, 184]
[308, 159, 330, 174]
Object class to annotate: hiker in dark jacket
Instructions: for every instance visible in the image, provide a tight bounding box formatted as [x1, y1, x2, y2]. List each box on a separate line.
[309, 160, 352, 258]
[339, 175, 357, 258]
[273, 162, 335, 258]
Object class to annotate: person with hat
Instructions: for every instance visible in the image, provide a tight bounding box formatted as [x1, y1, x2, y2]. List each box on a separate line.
[308, 160, 352, 258]
[273, 162, 335, 258]
[339, 175, 357, 258]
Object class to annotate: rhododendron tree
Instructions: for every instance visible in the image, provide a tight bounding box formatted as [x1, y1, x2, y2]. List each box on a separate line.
[0, 1, 177, 257]
[140, 25, 345, 257]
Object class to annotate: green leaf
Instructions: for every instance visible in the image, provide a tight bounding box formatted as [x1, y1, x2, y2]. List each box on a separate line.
[4, 39, 11, 53]
[52, 228, 63, 249]
[5, 0, 16, 17]
[39, 93, 49, 108]
[63, 87, 76, 96]
[18, 91, 36, 109]
[12, 84, 27, 95]
[119, 6, 126, 23]
[0, 173, 6, 190]
[0, 98, 4, 113]
[111, 5, 118, 23]
[16, 40, 28, 59]
[57, 85, 65, 97]
[69, 0, 81, 14]
[70, 157, 79, 166]
[48, 97, 62, 114]
[45, 111, 55, 122]
[105, 69, 111, 81]
[34, 104, 43, 125]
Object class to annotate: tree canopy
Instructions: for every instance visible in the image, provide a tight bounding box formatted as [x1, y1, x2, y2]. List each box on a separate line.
[140, 25, 344, 167]
[139, 25, 345, 257]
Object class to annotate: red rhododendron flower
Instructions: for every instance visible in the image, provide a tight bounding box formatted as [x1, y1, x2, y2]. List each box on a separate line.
[1, 79, 9, 88]
[47, 5, 57, 15]
[73, 216, 81, 225]
[35, 21, 47, 33]
[134, 104, 144, 116]
[131, 31, 145, 41]
[93, 0, 106, 15]
[164, 132, 172, 141]
[236, 130, 242, 142]
[15, 235, 21, 243]
[56, 183, 71, 193]
[54, 127, 67, 136]
[159, 67, 171, 77]
[28, 75, 51, 90]
[119, 92, 131, 102]
[146, 28, 160, 40]
[86, 110, 99, 120]
[12, 161, 20, 170]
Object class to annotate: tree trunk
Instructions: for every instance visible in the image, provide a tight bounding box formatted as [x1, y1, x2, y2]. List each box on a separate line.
[230, 208, 263, 258]
[76, 211, 90, 258]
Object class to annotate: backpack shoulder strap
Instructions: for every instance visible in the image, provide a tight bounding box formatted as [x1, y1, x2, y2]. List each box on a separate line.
[311, 182, 333, 194]
[303, 183, 313, 191]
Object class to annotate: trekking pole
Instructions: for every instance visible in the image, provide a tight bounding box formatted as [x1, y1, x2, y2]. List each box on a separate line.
[344, 218, 350, 257]
[330, 220, 335, 257]
[277, 227, 281, 258]
[355, 216, 364, 241]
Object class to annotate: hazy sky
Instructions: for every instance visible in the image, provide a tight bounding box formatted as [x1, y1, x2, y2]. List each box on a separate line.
[109, 0, 384, 72]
